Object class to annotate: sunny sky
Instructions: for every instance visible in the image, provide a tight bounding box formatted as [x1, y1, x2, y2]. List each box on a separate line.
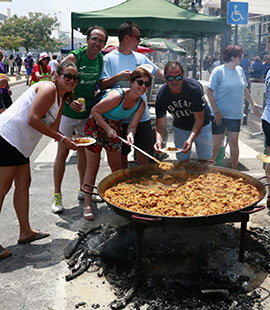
[0, 0, 125, 37]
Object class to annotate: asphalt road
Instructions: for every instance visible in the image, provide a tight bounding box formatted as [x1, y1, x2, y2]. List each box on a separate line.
[1, 83, 270, 309]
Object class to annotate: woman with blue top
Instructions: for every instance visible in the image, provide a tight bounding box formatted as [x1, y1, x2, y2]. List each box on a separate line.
[207, 45, 261, 170]
[82, 67, 152, 220]
[262, 69, 270, 207]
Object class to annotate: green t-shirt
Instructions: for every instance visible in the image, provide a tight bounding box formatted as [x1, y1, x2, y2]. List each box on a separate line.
[62, 46, 103, 119]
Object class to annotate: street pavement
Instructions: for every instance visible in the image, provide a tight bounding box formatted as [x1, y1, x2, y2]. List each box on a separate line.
[1, 77, 270, 309]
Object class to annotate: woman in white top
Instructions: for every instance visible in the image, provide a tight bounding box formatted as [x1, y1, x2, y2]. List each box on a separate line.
[0, 60, 79, 259]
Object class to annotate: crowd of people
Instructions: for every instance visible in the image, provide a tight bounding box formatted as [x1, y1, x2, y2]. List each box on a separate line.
[1, 21, 270, 260]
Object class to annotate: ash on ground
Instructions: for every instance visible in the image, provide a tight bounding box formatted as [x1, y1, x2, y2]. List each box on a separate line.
[66, 223, 270, 310]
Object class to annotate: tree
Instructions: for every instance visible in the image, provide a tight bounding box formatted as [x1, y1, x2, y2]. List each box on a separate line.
[235, 26, 257, 55]
[0, 12, 62, 53]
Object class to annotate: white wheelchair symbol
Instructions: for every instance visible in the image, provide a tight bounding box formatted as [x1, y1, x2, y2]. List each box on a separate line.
[231, 5, 244, 22]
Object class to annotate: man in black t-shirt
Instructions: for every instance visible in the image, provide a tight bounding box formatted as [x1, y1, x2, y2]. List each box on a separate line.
[154, 61, 212, 162]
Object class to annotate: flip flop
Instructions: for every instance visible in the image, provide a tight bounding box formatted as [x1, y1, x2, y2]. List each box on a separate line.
[83, 206, 94, 221]
[17, 231, 50, 244]
[0, 246, 12, 259]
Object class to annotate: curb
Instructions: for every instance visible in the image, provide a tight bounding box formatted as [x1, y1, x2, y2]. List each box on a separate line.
[10, 79, 27, 87]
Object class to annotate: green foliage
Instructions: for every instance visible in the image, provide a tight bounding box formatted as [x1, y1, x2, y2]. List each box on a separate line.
[234, 26, 257, 55]
[0, 35, 23, 51]
[0, 12, 63, 53]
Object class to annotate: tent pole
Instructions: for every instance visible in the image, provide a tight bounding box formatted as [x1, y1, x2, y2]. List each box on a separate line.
[71, 27, 74, 50]
[200, 33, 203, 80]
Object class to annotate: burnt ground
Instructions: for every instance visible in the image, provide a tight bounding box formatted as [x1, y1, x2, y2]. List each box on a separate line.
[66, 221, 270, 310]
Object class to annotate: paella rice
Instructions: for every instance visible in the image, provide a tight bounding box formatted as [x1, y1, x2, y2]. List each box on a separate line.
[104, 172, 261, 217]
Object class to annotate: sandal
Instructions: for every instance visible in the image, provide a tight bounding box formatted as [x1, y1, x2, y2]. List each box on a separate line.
[83, 206, 94, 221]
[0, 245, 12, 259]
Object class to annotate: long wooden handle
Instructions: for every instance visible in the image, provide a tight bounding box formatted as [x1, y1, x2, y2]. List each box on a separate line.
[118, 136, 161, 165]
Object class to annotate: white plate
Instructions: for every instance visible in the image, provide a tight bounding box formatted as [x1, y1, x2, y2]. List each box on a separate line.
[256, 153, 270, 163]
[73, 137, 96, 147]
[160, 147, 182, 153]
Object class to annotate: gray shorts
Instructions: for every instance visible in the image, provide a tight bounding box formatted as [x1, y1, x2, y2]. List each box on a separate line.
[59, 115, 87, 137]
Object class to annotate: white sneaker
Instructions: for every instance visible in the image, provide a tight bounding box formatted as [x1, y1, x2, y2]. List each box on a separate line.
[51, 193, 63, 213]
[78, 188, 85, 201]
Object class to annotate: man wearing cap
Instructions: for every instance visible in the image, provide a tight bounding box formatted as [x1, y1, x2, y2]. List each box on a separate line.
[24, 52, 34, 85]
[29, 52, 51, 86]
[99, 21, 164, 168]
[154, 61, 212, 162]
[51, 26, 108, 214]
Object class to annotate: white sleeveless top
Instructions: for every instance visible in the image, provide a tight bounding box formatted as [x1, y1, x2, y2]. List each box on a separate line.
[0, 81, 61, 157]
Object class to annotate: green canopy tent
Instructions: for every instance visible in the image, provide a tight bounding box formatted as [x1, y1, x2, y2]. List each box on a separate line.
[71, 0, 226, 79]
[71, 0, 226, 42]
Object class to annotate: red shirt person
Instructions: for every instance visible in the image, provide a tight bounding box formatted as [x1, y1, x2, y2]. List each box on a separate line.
[30, 52, 52, 86]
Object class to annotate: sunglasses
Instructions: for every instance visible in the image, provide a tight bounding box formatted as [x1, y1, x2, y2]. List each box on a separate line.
[136, 79, 151, 87]
[62, 73, 80, 82]
[166, 75, 183, 82]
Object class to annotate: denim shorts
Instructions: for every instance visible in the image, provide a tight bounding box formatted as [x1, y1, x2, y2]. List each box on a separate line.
[211, 117, 241, 135]
[173, 122, 212, 161]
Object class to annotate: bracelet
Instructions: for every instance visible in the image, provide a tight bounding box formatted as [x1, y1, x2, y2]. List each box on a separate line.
[214, 111, 220, 114]
[55, 134, 65, 143]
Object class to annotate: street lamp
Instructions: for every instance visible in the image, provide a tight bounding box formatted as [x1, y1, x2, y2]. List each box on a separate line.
[57, 11, 62, 37]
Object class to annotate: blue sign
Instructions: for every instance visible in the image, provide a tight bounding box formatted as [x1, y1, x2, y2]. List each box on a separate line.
[227, 2, 248, 25]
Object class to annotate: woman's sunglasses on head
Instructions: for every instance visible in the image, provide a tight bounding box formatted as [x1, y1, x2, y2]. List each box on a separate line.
[62, 73, 80, 82]
[136, 79, 151, 87]
[166, 75, 183, 82]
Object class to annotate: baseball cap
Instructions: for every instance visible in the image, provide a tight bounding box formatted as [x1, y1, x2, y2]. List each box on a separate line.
[27, 52, 32, 56]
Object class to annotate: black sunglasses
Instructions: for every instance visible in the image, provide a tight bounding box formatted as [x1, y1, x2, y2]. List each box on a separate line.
[62, 73, 80, 82]
[136, 79, 151, 87]
[166, 75, 183, 82]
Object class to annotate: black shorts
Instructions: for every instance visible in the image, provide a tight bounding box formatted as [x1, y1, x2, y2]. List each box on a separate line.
[0, 136, 29, 166]
[122, 120, 154, 156]
[262, 119, 270, 147]
[0, 93, 12, 109]
[211, 117, 241, 135]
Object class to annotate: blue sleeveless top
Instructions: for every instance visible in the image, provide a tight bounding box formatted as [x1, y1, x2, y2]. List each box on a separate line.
[102, 88, 142, 121]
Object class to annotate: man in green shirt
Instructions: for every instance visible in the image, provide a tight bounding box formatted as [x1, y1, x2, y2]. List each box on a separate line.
[51, 26, 108, 214]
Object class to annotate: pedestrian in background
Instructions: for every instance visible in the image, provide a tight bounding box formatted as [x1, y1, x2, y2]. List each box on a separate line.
[15, 55, 22, 74]
[250, 56, 264, 82]
[24, 52, 34, 85]
[240, 53, 251, 84]
[51, 26, 107, 214]
[30, 52, 52, 86]
[3, 55, 9, 74]
[207, 45, 261, 170]
[0, 50, 12, 112]
[263, 54, 270, 80]
[0, 60, 79, 259]
[8, 55, 15, 75]
[49, 55, 58, 75]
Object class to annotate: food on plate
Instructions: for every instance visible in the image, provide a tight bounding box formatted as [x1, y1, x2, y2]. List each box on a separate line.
[104, 172, 260, 217]
[73, 137, 95, 144]
[165, 147, 178, 151]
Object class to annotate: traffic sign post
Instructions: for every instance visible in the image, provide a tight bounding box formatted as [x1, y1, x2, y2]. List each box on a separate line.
[227, 2, 248, 25]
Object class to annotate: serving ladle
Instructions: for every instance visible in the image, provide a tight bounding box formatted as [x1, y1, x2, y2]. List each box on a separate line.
[118, 136, 174, 170]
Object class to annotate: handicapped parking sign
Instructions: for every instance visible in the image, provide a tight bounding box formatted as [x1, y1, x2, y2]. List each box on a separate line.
[227, 2, 248, 25]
